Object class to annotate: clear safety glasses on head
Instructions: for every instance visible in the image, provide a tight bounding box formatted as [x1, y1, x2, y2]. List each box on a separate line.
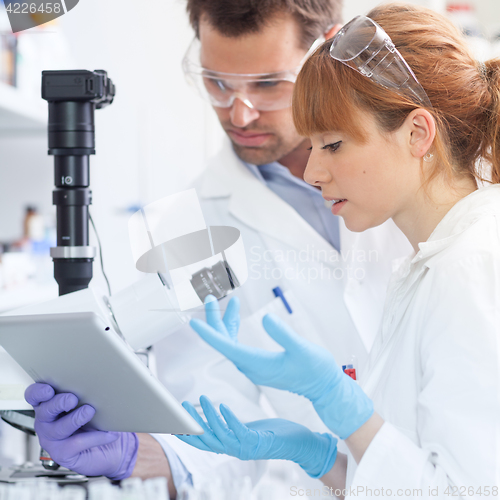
[329, 16, 432, 108]
[182, 36, 324, 111]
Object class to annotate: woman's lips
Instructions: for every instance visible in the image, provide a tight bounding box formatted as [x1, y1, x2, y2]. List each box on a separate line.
[228, 130, 272, 147]
[331, 199, 347, 215]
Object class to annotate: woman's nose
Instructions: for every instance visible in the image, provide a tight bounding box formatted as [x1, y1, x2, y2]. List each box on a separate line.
[304, 153, 332, 187]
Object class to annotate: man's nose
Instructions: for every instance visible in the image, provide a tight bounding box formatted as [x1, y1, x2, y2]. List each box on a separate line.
[229, 97, 260, 128]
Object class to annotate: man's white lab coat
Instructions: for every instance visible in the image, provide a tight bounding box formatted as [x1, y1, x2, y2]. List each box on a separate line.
[153, 143, 412, 491]
[346, 185, 500, 497]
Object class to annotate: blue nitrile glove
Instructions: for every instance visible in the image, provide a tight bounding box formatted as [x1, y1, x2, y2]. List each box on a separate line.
[189, 296, 373, 439]
[176, 395, 337, 479]
[25, 383, 138, 479]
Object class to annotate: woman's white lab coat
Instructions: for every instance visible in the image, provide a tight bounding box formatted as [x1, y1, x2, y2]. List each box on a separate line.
[346, 185, 500, 497]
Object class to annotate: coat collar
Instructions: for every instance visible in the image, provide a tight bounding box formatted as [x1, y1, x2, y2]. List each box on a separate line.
[377, 184, 500, 346]
[415, 184, 500, 265]
[198, 142, 342, 265]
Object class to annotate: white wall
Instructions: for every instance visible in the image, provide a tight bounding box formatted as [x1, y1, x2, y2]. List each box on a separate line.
[473, 0, 500, 38]
[344, 0, 448, 20]
[344, 0, 499, 37]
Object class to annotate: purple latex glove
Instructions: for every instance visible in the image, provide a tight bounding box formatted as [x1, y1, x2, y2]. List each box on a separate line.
[25, 383, 138, 480]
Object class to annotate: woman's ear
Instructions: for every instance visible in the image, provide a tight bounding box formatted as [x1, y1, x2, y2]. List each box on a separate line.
[325, 24, 342, 40]
[406, 108, 436, 160]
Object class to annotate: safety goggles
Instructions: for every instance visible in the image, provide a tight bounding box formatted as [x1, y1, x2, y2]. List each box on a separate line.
[182, 36, 324, 111]
[329, 16, 432, 108]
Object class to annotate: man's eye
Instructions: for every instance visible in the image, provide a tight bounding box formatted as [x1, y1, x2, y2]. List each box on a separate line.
[321, 141, 342, 152]
[205, 78, 231, 92]
[214, 80, 229, 91]
[254, 80, 279, 89]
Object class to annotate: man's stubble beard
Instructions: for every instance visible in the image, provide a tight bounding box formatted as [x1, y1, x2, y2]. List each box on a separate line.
[230, 133, 304, 166]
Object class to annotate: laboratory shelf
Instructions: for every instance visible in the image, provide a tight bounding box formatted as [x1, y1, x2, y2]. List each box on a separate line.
[0, 82, 47, 133]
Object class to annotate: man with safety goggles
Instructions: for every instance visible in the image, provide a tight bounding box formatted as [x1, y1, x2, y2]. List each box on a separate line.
[181, 11, 336, 176]
[25, 1, 413, 498]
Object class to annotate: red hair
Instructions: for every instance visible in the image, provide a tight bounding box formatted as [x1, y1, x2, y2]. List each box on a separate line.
[293, 2, 500, 184]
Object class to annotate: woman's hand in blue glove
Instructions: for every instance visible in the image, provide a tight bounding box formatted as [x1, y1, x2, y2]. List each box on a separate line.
[189, 296, 373, 439]
[191, 296, 337, 399]
[176, 395, 337, 479]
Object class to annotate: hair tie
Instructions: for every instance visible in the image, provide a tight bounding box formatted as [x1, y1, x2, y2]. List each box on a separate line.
[478, 61, 488, 80]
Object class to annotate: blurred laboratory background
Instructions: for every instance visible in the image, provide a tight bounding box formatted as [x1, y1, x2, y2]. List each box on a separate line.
[0, 0, 499, 471]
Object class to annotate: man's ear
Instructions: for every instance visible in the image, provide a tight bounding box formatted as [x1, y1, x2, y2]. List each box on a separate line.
[325, 23, 342, 40]
[405, 108, 436, 160]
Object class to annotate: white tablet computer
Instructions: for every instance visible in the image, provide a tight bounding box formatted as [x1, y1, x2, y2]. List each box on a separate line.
[0, 312, 203, 435]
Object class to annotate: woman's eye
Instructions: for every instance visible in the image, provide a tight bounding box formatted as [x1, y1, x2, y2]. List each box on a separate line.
[321, 141, 342, 153]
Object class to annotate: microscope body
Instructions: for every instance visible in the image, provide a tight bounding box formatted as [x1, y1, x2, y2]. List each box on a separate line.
[42, 69, 115, 296]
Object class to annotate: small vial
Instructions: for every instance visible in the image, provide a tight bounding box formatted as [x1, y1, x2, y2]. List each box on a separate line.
[342, 355, 358, 381]
[121, 477, 146, 500]
[144, 477, 168, 500]
[60, 485, 86, 500]
[88, 480, 121, 500]
[35, 480, 60, 500]
[10, 484, 31, 500]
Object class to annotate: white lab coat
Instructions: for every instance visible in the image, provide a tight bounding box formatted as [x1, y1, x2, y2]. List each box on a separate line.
[153, 142, 413, 490]
[346, 185, 500, 497]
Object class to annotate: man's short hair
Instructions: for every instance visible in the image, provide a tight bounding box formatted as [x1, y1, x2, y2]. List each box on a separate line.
[186, 0, 343, 49]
